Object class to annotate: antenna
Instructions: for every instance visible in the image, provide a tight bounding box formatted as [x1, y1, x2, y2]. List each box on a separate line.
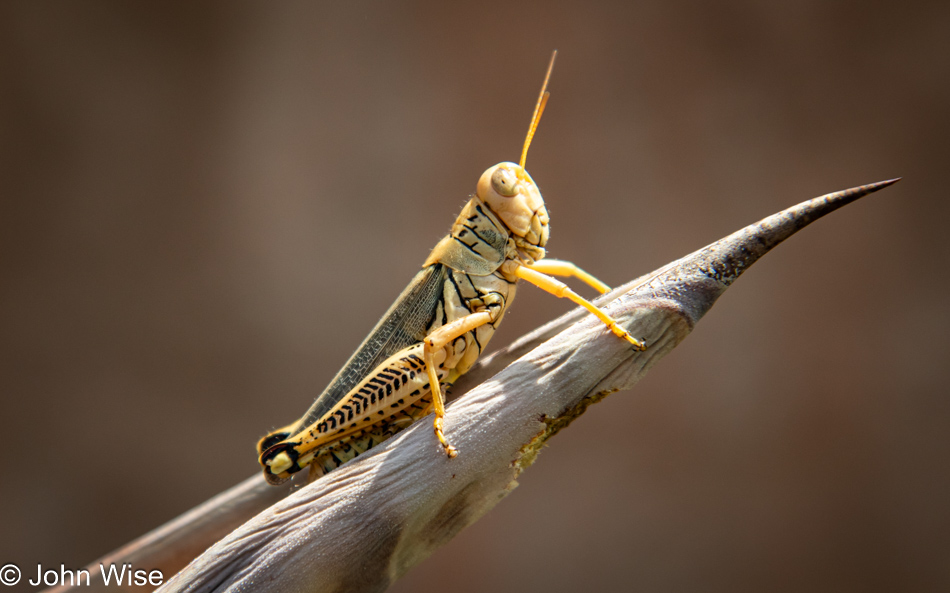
[519, 50, 557, 174]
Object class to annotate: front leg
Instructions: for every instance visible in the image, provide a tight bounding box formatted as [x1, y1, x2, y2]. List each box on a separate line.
[423, 310, 494, 458]
[527, 258, 611, 294]
[513, 262, 647, 351]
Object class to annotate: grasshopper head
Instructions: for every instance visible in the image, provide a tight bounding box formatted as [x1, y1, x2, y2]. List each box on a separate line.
[474, 51, 558, 264]
[477, 162, 550, 261]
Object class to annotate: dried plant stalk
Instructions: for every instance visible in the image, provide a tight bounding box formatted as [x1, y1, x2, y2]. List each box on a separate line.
[48, 179, 898, 593]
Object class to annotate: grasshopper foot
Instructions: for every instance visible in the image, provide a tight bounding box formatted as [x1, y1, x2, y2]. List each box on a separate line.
[607, 321, 647, 351]
[433, 417, 459, 458]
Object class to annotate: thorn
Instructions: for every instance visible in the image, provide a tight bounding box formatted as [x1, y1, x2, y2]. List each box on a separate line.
[826, 177, 902, 203]
[864, 177, 902, 191]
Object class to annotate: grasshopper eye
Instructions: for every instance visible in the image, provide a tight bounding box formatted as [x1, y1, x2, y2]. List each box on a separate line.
[491, 167, 519, 197]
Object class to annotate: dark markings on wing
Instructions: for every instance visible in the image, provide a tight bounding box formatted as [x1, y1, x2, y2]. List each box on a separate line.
[289, 264, 448, 436]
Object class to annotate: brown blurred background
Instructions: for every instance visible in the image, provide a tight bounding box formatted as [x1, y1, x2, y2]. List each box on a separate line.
[2, 1, 949, 592]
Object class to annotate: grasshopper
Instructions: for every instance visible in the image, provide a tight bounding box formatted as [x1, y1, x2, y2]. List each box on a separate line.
[258, 52, 646, 485]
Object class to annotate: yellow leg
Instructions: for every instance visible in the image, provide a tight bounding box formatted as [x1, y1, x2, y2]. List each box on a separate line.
[423, 311, 494, 458]
[527, 259, 611, 294]
[515, 264, 647, 350]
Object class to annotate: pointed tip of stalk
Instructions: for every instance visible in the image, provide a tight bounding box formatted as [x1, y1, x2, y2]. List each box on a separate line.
[801, 177, 899, 213]
[641, 176, 902, 322]
[860, 177, 902, 194]
[818, 177, 902, 205]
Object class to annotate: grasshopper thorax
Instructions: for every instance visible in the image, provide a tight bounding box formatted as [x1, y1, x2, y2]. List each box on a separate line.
[476, 162, 550, 264]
